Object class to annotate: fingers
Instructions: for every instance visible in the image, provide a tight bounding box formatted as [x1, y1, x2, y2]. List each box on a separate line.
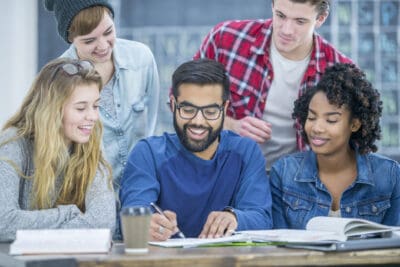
[149, 211, 178, 241]
[233, 116, 272, 143]
[199, 211, 238, 239]
[163, 210, 177, 224]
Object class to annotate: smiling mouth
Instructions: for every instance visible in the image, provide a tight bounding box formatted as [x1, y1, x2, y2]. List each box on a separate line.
[94, 49, 109, 57]
[310, 136, 328, 146]
[78, 125, 94, 134]
[187, 127, 208, 140]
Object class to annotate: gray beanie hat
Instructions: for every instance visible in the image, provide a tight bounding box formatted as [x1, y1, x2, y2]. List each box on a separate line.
[44, 0, 114, 43]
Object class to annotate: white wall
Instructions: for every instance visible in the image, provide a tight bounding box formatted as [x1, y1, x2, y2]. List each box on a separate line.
[0, 1, 37, 127]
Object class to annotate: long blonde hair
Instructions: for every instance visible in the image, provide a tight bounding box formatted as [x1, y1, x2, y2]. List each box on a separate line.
[2, 58, 111, 211]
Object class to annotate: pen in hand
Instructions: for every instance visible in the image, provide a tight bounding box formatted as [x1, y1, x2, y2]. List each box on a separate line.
[150, 202, 186, 239]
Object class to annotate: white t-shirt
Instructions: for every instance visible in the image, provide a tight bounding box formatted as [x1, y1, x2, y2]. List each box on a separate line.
[261, 41, 310, 170]
[328, 209, 342, 217]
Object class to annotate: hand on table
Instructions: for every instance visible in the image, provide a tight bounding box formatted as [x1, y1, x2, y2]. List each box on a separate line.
[199, 211, 238, 239]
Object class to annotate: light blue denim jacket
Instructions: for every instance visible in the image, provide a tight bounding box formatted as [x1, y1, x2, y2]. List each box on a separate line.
[271, 150, 400, 229]
[62, 38, 160, 190]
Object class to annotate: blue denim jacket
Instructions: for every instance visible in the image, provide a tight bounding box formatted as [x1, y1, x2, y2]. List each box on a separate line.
[271, 150, 400, 229]
[62, 39, 160, 190]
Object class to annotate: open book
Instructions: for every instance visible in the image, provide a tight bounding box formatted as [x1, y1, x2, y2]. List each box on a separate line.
[305, 216, 399, 239]
[243, 217, 400, 251]
[243, 216, 400, 242]
[149, 217, 400, 250]
[9, 229, 112, 255]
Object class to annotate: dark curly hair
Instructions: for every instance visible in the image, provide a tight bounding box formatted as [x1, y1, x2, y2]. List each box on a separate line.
[292, 63, 382, 154]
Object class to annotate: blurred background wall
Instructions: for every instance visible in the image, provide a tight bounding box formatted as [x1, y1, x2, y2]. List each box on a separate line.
[0, 1, 37, 129]
[1, 0, 399, 161]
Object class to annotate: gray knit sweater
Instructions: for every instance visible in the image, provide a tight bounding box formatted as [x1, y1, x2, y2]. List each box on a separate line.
[0, 128, 116, 241]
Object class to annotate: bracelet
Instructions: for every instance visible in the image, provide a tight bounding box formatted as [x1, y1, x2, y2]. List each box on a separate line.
[223, 206, 237, 220]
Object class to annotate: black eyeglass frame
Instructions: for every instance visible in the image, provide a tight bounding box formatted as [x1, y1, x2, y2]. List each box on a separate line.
[174, 100, 225, 121]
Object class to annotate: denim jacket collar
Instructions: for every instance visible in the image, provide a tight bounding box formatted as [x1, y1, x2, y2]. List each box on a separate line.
[112, 43, 128, 71]
[294, 150, 375, 186]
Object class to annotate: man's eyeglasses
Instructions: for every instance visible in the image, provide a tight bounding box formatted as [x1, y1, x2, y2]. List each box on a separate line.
[175, 101, 225, 120]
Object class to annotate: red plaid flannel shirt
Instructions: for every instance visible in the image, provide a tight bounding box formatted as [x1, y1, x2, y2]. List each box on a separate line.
[194, 19, 352, 151]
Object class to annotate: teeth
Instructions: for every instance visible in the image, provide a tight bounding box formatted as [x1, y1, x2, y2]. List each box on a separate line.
[96, 50, 108, 56]
[189, 128, 206, 134]
[80, 125, 93, 130]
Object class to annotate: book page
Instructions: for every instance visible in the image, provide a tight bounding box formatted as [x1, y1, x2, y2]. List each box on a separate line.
[306, 217, 400, 238]
[9, 229, 111, 255]
[306, 217, 354, 236]
[343, 220, 399, 237]
[148, 234, 249, 248]
[238, 229, 346, 243]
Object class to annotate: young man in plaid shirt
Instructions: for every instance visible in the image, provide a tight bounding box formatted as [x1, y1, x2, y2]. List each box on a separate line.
[194, 0, 352, 171]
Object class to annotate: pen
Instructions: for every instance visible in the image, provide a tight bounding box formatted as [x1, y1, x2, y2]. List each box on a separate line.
[150, 202, 186, 239]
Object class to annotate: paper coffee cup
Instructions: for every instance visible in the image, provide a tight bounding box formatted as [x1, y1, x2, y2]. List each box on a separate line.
[121, 206, 152, 254]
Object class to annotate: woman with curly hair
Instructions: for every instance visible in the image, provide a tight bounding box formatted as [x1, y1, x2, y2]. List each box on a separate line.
[0, 58, 115, 241]
[271, 63, 400, 229]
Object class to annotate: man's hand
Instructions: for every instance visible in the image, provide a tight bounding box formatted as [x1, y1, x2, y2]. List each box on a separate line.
[149, 210, 178, 241]
[199, 211, 238, 238]
[224, 116, 272, 143]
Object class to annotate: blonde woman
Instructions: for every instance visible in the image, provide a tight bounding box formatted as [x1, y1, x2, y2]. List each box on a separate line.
[45, 0, 160, 239]
[0, 58, 115, 241]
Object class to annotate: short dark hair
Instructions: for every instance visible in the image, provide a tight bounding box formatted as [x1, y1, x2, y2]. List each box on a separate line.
[272, 0, 330, 16]
[172, 58, 230, 102]
[293, 63, 382, 154]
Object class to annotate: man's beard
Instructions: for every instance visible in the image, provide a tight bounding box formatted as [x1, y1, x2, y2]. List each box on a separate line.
[173, 114, 224, 153]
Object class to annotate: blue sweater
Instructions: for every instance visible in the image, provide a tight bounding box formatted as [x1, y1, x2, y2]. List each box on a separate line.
[120, 130, 272, 237]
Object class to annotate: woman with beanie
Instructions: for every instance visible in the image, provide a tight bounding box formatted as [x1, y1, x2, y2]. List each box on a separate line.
[44, 0, 160, 238]
[0, 58, 115, 241]
[44, 0, 160, 193]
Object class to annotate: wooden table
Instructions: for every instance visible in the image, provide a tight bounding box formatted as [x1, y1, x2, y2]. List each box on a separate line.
[2, 242, 400, 267]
